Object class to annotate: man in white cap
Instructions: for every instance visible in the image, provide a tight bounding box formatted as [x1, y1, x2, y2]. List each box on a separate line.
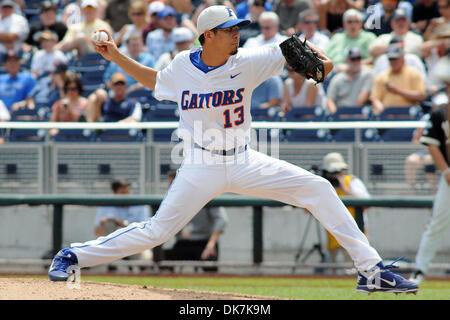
[321, 152, 371, 269]
[56, 0, 113, 59]
[142, 1, 165, 39]
[155, 27, 195, 70]
[48, 5, 418, 295]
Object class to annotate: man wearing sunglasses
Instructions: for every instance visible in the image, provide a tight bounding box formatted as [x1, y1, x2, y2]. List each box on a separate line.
[243, 11, 287, 48]
[85, 72, 142, 122]
[370, 43, 426, 115]
[327, 47, 375, 114]
[327, 9, 376, 70]
[295, 9, 329, 52]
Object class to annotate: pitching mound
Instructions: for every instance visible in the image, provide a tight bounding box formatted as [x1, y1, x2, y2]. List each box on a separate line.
[0, 278, 279, 300]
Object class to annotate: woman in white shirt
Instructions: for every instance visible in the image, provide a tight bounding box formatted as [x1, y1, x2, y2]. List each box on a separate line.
[281, 67, 326, 113]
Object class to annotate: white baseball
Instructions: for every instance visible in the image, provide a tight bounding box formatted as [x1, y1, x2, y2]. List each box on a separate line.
[92, 31, 108, 43]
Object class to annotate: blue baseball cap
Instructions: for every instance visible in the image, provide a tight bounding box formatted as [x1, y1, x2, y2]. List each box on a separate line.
[158, 6, 176, 18]
[197, 5, 251, 36]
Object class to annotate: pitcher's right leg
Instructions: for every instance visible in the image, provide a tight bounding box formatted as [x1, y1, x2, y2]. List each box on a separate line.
[49, 161, 228, 280]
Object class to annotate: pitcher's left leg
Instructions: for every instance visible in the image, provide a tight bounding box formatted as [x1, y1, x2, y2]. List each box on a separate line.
[230, 149, 418, 293]
[230, 149, 380, 270]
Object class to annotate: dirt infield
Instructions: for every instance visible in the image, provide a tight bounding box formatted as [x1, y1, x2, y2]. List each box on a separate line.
[0, 278, 279, 300]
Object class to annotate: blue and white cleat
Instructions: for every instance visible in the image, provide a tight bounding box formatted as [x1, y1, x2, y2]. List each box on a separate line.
[356, 259, 418, 294]
[48, 248, 78, 282]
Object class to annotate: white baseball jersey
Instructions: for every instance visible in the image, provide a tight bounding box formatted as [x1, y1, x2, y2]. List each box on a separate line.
[69, 43, 383, 273]
[154, 45, 285, 151]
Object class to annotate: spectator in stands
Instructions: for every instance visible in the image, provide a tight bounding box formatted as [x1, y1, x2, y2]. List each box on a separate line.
[0, 99, 9, 143]
[86, 72, 142, 122]
[236, 0, 272, 19]
[26, 1, 68, 49]
[155, 27, 195, 70]
[326, 9, 376, 70]
[56, 0, 113, 59]
[142, 1, 165, 40]
[62, 0, 108, 26]
[165, 0, 193, 16]
[192, 0, 236, 25]
[423, 0, 450, 41]
[95, 178, 151, 272]
[145, 5, 178, 61]
[243, 11, 287, 48]
[364, 0, 413, 37]
[236, 0, 267, 47]
[115, 1, 149, 49]
[295, 9, 330, 52]
[251, 76, 284, 109]
[412, 0, 441, 34]
[0, 99, 9, 119]
[26, 61, 70, 112]
[321, 152, 370, 270]
[103, 32, 155, 91]
[273, 0, 312, 36]
[163, 170, 228, 273]
[0, 0, 29, 59]
[281, 65, 326, 112]
[403, 92, 447, 193]
[326, 47, 374, 114]
[49, 73, 88, 136]
[313, 0, 364, 35]
[30, 30, 68, 79]
[0, 51, 35, 112]
[370, 43, 426, 115]
[105, 0, 132, 34]
[421, 23, 450, 93]
[369, 8, 424, 60]
[373, 35, 427, 82]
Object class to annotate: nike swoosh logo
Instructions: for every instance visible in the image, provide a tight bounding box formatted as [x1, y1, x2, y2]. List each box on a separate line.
[230, 73, 241, 79]
[380, 278, 396, 287]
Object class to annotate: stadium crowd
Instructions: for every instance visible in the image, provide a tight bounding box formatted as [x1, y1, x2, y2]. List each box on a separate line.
[0, 0, 449, 143]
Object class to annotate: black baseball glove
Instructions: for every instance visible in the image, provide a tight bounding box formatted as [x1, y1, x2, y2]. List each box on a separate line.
[279, 35, 325, 83]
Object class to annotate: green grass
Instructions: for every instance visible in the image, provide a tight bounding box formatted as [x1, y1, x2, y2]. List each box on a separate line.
[79, 275, 450, 300]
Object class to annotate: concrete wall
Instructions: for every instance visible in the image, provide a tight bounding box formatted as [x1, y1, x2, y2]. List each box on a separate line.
[1, 204, 449, 271]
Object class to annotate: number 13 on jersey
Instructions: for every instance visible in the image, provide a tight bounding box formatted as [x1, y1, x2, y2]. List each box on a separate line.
[223, 106, 244, 128]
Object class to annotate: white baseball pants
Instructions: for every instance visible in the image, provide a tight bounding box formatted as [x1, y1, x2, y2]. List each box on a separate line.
[71, 148, 381, 271]
[414, 174, 450, 273]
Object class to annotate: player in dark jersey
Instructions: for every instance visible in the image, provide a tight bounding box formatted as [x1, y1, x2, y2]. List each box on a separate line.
[410, 55, 450, 284]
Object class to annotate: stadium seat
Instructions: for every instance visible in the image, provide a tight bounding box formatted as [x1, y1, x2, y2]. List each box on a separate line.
[7, 108, 46, 142]
[10, 108, 40, 121]
[283, 128, 332, 142]
[329, 106, 373, 121]
[69, 53, 109, 73]
[331, 128, 381, 142]
[251, 107, 280, 121]
[379, 128, 415, 142]
[34, 103, 52, 121]
[52, 129, 95, 142]
[96, 129, 145, 142]
[23, 0, 42, 19]
[377, 106, 422, 121]
[282, 106, 327, 122]
[127, 89, 158, 114]
[145, 102, 179, 121]
[80, 68, 107, 97]
[8, 129, 46, 142]
[151, 128, 179, 142]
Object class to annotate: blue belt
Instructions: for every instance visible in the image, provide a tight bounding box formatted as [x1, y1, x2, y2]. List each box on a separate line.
[194, 144, 248, 156]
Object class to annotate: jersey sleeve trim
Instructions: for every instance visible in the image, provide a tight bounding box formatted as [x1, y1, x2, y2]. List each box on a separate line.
[420, 136, 440, 147]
